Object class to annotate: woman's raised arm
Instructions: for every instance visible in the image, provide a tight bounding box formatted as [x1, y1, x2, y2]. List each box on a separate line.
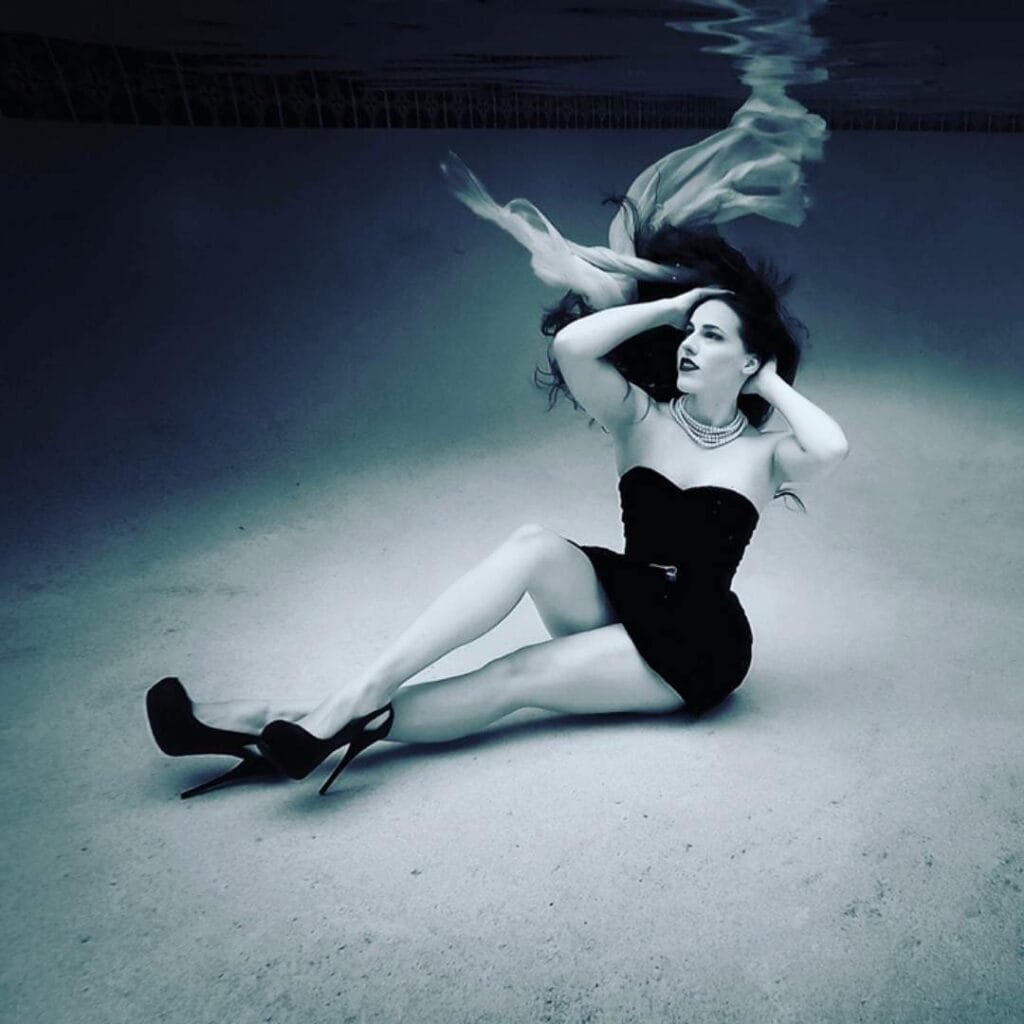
[744, 360, 849, 482]
[551, 287, 729, 429]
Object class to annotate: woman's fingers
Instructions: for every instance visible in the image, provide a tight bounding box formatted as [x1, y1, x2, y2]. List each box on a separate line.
[666, 285, 733, 328]
[688, 286, 733, 308]
[676, 285, 730, 308]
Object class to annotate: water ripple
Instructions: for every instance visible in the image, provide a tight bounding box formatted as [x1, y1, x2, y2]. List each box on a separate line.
[668, 0, 830, 99]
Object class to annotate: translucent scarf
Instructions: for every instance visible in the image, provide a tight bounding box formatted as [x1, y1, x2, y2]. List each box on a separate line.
[441, 93, 826, 311]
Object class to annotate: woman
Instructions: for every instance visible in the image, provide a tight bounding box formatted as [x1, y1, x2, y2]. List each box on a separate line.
[146, 217, 849, 799]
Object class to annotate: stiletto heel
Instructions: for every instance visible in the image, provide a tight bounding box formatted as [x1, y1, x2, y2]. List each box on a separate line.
[258, 704, 395, 794]
[317, 711, 394, 795]
[146, 676, 275, 799]
[180, 750, 277, 800]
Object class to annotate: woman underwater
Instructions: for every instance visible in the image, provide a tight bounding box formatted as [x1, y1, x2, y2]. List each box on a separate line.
[146, 108, 848, 798]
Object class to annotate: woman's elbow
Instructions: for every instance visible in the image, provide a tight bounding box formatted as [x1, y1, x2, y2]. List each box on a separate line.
[551, 328, 581, 358]
[821, 437, 850, 470]
[820, 422, 849, 462]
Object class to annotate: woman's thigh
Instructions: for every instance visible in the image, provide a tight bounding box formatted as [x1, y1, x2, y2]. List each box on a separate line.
[505, 623, 685, 715]
[510, 524, 617, 638]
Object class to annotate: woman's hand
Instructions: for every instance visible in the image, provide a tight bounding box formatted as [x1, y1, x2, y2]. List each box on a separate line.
[741, 356, 779, 396]
[663, 286, 732, 330]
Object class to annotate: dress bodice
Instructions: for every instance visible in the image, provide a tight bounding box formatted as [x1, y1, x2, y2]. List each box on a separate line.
[617, 466, 759, 590]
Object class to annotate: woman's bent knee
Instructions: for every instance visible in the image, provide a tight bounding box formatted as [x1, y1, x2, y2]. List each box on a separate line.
[491, 640, 578, 703]
[506, 523, 574, 570]
[508, 522, 556, 548]
[481, 643, 547, 698]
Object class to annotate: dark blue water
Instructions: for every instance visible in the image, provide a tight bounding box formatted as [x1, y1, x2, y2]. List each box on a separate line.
[1, 0, 1020, 126]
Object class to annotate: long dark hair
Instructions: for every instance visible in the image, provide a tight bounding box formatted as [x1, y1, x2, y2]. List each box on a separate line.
[536, 210, 808, 508]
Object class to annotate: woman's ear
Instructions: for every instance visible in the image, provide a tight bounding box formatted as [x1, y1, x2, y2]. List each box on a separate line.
[742, 354, 761, 377]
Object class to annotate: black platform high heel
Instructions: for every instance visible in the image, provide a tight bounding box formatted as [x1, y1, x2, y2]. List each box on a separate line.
[258, 704, 395, 796]
[146, 676, 277, 799]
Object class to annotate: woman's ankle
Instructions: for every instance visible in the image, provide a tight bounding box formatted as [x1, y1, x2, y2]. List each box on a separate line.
[298, 684, 392, 738]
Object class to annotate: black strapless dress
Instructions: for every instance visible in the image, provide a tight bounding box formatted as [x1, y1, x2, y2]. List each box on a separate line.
[571, 465, 760, 715]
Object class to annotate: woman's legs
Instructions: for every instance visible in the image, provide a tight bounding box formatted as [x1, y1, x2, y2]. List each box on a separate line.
[192, 524, 615, 736]
[387, 623, 684, 744]
[296, 524, 617, 737]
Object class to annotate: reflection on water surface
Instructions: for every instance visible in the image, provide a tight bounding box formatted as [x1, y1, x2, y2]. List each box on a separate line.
[0, 1, 1019, 129]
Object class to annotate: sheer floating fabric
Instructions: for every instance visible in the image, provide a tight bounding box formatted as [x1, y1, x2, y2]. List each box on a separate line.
[441, 93, 826, 310]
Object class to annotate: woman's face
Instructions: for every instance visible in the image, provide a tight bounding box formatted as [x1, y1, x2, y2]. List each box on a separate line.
[675, 299, 758, 396]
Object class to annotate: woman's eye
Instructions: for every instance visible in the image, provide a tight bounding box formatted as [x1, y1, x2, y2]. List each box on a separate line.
[683, 323, 694, 335]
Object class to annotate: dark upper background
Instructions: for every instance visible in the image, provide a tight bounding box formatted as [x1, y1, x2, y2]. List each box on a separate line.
[2, 1, 1022, 127]
[1, 2, 1022, 576]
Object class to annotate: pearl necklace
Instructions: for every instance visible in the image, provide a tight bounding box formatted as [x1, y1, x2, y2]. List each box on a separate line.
[670, 395, 748, 448]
